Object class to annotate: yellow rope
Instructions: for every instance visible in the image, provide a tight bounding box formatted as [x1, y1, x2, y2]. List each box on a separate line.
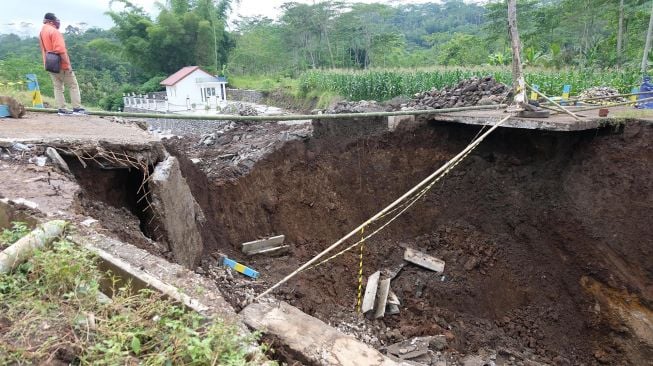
[356, 227, 365, 312]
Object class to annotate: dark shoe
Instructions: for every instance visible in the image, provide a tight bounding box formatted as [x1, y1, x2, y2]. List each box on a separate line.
[57, 108, 73, 116]
[72, 107, 87, 115]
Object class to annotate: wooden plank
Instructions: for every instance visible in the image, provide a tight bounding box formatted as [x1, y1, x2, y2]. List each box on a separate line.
[241, 235, 285, 255]
[404, 247, 445, 273]
[361, 271, 380, 314]
[374, 278, 391, 319]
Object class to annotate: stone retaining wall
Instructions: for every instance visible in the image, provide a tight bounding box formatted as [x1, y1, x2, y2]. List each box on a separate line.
[226, 89, 265, 104]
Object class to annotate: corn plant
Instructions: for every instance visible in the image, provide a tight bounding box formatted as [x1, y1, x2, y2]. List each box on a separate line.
[299, 67, 642, 102]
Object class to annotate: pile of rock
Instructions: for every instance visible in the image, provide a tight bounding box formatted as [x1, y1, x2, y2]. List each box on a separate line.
[405, 76, 510, 110]
[578, 86, 627, 105]
[325, 100, 391, 114]
[219, 102, 259, 116]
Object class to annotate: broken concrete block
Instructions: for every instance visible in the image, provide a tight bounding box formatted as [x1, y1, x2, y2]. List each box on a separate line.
[386, 337, 432, 361]
[404, 247, 445, 273]
[241, 301, 400, 365]
[386, 304, 400, 315]
[241, 235, 286, 256]
[150, 156, 204, 268]
[383, 262, 406, 280]
[374, 278, 391, 319]
[388, 290, 401, 306]
[45, 147, 71, 174]
[362, 271, 381, 314]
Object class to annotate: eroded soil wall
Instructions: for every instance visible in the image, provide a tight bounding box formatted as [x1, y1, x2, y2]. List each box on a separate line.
[169, 120, 652, 364]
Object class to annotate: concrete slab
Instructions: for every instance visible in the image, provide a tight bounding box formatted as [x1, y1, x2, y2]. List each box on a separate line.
[374, 278, 391, 319]
[76, 232, 237, 322]
[386, 337, 431, 360]
[0, 112, 157, 146]
[427, 107, 646, 131]
[150, 156, 205, 268]
[241, 235, 285, 255]
[384, 263, 406, 280]
[362, 271, 381, 314]
[45, 147, 71, 174]
[388, 290, 401, 306]
[404, 247, 445, 273]
[241, 301, 400, 366]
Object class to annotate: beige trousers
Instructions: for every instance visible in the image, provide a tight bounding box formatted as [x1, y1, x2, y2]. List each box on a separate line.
[49, 69, 82, 109]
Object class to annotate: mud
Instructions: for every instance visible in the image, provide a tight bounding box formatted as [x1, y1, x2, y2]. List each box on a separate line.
[166, 119, 653, 365]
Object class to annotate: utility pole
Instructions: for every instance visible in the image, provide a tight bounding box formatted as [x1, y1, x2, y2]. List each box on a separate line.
[617, 0, 624, 67]
[508, 0, 527, 107]
[641, 0, 653, 74]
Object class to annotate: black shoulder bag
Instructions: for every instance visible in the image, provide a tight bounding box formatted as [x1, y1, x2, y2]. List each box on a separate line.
[39, 34, 61, 73]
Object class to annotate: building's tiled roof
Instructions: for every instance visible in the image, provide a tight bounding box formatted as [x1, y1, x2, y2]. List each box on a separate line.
[161, 66, 211, 86]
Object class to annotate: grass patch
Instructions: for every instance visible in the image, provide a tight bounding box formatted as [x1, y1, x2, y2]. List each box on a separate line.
[228, 74, 299, 94]
[0, 221, 30, 250]
[0, 227, 269, 365]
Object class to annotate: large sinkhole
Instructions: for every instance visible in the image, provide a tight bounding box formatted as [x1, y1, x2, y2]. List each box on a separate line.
[67, 119, 651, 365]
[64, 152, 160, 251]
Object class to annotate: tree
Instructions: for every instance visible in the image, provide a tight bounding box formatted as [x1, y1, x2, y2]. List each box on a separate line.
[508, 0, 527, 106]
[618, 0, 625, 66]
[642, 0, 653, 73]
[107, 0, 236, 76]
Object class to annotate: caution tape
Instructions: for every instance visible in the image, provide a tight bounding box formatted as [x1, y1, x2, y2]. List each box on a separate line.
[356, 227, 365, 312]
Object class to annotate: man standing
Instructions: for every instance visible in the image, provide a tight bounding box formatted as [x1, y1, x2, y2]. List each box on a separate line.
[39, 12, 86, 115]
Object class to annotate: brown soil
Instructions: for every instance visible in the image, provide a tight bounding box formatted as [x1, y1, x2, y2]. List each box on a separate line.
[166, 119, 653, 365]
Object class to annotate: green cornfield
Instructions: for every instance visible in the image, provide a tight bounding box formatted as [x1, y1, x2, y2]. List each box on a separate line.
[299, 67, 642, 101]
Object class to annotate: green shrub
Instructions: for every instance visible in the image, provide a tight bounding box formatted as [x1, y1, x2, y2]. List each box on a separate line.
[0, 222, 30, 249]
[0, 238, 269, 365]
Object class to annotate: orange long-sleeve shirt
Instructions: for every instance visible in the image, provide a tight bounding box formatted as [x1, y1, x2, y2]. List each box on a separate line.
[39, 23, 71, 71]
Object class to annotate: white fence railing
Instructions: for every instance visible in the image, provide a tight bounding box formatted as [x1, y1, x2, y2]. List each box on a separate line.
[123, 93, 170, 112]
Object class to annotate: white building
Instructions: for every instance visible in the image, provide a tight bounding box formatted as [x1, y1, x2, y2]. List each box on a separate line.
[160, 66, 228, 111]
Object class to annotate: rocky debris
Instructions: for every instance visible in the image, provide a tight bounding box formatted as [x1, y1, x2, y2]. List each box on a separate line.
[578, 86, 627, 105]
[219, 102, 259, 116]
[199, 133, 217, 146]
[202, 257, 268, 310]
[386, 337, 431, 360]
[325, 100, 391, 114]
[164, 120, 311, 180]
[405, 76, 510, 110]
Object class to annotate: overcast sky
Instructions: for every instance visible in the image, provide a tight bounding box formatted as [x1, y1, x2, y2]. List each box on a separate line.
[0, 0, 479, 36]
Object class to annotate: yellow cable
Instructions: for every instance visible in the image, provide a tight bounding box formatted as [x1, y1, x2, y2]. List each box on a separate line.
[356, 227, 365, 312]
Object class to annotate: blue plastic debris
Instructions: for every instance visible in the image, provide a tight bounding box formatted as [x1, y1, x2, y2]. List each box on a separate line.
[637, 76, 653, 109]
[221, 256, 259, 279]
